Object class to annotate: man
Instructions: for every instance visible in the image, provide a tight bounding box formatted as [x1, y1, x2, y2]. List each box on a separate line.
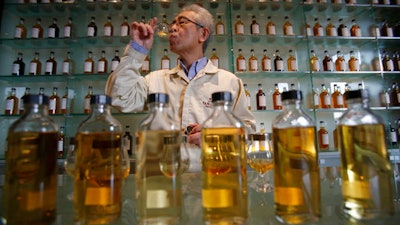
[105, 4, 256, 168]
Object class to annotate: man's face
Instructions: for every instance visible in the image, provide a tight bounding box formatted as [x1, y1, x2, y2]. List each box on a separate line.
[168, 11, 204, 55]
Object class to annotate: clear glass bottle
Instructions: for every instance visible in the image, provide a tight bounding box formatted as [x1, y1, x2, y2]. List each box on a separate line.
[248, 49, 258, 72]
[4, 94, 58, 224]
[337, 89, 394, 220]
[236, 48, 246, 72]
[87, 16, 97, 37]
[272, 90, 321, 224]
[47, 18, 59, 38]
[256, 83, 267, 110]
[318, 121, 330, 151]
[201, 91, 248, 224]
[215, 15, 225, 35]
[63, 17, 72, 38]
[103, 16, 114, 37]
[261, 49, 272, 71]
[135, 93, 182, 224]
[12, 52, 25, 76]
[74, 94, 130, 225]
[29, 52, 41, 75]
[120, 16, 130, 37]
[84, 51, 94, 74]
[45, 51, 57, 75]
[14, 17, 27, 39]
[31, 18, 43, 39]
[97, 50, 108, 74]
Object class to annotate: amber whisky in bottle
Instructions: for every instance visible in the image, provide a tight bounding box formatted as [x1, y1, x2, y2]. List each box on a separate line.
[244, 83, 251, 110]
[266, 16, 276, 35]
[47, 18, 60, 38]
[49, 87, 60, 115]
[261, 49, 272, 71]
[313, 17, 324, 36]
[350, 19, 362, 37]
[84, 51, 94, 74]
[319, 84, 331, 108]
[236, 49, 246, 72]
[29, 52, 41, 75]
[97, 50, 108, 74]
[161, 49, 170, 70]
[45, 51, 57, 75]
[331, 85, 344, 108]
[210, 48, 219, 68]
[274, 50, 284, 71]
[250, 15, 260, 35]
[87, 16, 97, 37]
[103, 16, 114, 37]
[5, 88, 19, 115]
[111, 50, 120, 72]
[310, 50, 320, 72]
[318, 121, 330, 151]
[323, 50, 334, 71]
[283, 16, 294, 36]
[382, 51, 394, 71]
[235, 15, 244, 35]
[272, 83, 282, 110]
[256, 83, 267, 110]
[31, 18, 43, 39]
[248, 49, 258, 72]
[63, 17, 72, 38]
[326, 18, 337, 37]
[84, 86, 93, 114]
[348, 50, 360, 71]
[62, 51, 73, 75]
[14, 18, 27, 39]
[335, 51, 346, 71]
[215, 15, 225, 35]
[120, 16, 130, 37]
[287, 49, 298, 72]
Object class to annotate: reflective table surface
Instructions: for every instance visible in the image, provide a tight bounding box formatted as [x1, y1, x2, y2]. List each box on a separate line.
[1, 168, 399, 225]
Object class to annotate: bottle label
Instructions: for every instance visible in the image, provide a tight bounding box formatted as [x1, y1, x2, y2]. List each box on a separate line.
[236, 24, 244, 34]
[12, 63, 20, 75]
[161, 59, 170, 70]
[267, 25, 276, 35]
[250, 59, 258, 71]
[341, 28, 350, 36]
[290, 60, 297, 71]
[259, 95, 267, 107]
[84, 62, 93, 73]
[142, 60, 150, 71]
[327, 61, 334, 71]
[64, 26, 71, 38]
[58, 139, 64, 152]
[120, 25, 128, 36]
[322, 133, 329, 145]
[6, 99, 14, 111]
[84, 98, 90, 111]
[46, 62, 53, 73]
[324, 95, 331, 105]
[386, 28, 394, 37]
[276, 60, 284, 71]
[327, 27, 337, 36]
[274, 95, 281, 106]
[87, 27, 95, 37]
[202, 189, 235, 208]
[385, 60, 394, 71]
[29, 62, 38, 75]
[251, 24, 260, 35]
[306, 27, 312, 36]
[104, 27, 112, 36]
[14, 27, 22, 38]
[238, 59, 246, 71]
[216, 24, 224, 35]
[32, 28, 39, 38]
[312, 59, 320, 71]
[49, 99, 56, 111]
[339, 61, 346, 71]
[317, 27, 323, 36]
[354, 28, 361, 37]
[63, 61, 70, 74]
[350, 60, 359, 71]
[262, 59, 271, 71]
[48, 28, 55, 38]
[111, 61, 119, 71]
[284, 26, 294, 35]
[397, 93, 400, 103]
[61, 98, 67, 110]
[98, 61, 105, 72]
[337, 95, 344, 105]
[391, 131, 398, 143]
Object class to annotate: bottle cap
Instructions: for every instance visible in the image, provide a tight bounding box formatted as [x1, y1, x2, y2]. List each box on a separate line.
[344, 89, 369, 100]
[281, 90, 303, 101]
[90, 95, 111, 105]
[23, 94, 49, 105]
[148, 93, 169, 103]
[211, 91, 232, 102]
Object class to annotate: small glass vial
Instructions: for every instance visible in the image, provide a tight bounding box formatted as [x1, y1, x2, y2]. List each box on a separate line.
[319, 84, 331, 108]
[62, 51, 73, 75]
[135, 93, 182, 224]
[29, 52, 42, 75]
[87, 16, 97, 37]
[74, 95, 130, 225]
[310, 50, 320, 72]
[201, 91, 248, 224]
[111, 50, 120, 72]
[63, 17, 73, 38]
[244, 83, 252, 110]
[283, 16, 294, 36]
[335, 50, 346, 71]
[4, 94, 58, 224]
[274, 50, 284, 71]
[250, 15, 260, 35]
[84, 51, 94, 74]
[103, 16, 114, 37]
[272, 90, 321, 224]
[31, 18, 43, 39]
[49, 87, 60, 115]
[348, 50, 360, 72]
[287, 49, 298, 72]
[235, 15, 245, 35]
[337, 89, 394, 220]
[5, 88, 19, 115]
[84, 86, 93, 114]
[14, 18, 27, 39]
[47, 18, 59, 38]
[323, 50, 334, 72]
[266, 16, 276, 35]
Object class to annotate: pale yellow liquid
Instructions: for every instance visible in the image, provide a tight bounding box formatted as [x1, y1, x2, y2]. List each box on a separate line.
[135, 130, 182, 224]
[338, 124, 394, 220]
[272, 126, 321, 224]
[201, 127, 248, 224]
[247, 152, 274, 174]
[4, 131, 58, 225]
[74, 132, 125, 225]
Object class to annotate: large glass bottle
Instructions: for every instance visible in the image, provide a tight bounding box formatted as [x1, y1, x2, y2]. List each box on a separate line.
[3, 94, 58, 224]
[201, 91, 248, 224]
[135, 93, 182, 224]
[74, 95, 130, 225]
[337, 89, 394, 220]
[272, 90, 321, 224]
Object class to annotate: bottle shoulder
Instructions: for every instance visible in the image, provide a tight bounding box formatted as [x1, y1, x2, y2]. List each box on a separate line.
[9, 113, 58, 133]
[272, 109, 315, 129]
[338, 107, 382, 126]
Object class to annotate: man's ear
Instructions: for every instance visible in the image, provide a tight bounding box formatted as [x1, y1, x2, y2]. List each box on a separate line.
[199, 27, 210, 42]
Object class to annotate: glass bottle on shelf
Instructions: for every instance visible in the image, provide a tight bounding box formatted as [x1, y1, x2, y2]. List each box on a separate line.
[318, 121, 330, 151]
[120, 16, 130, 37]
[332, 85, 344, 108]
[103, 16, 114, 37]
[3, 94, 58, 225]
[161, 49, 170, 70]
[323, 50, 334, 72]
[259, 122, 266, 134]
[381, 20, 394, 37]
[62, 51, 73, 75]
[310, 50, 320, 72]
[320, 84, 331, 108]
[29, 52, 41, 76]
[45, 51, 57, 75]
[287, 49, 297, 72]
[337, 89, 394, 220]
[343, 84, 350, 108]
[123, 125, 133, 156]
[283, 16, 294, 36]
[201, 91, 248, 223]
[49, 87, 60, 115]
[305, 23, 312, 37]
[350, 19, 362, 37]
[382, 51, 394, 72]
[390, 82, 400, 106]
[335, 50, 346, 71]
[215, 15, 225, 35]
[274, 50, 284, 71]
[236, 48, 246, 72]
[74, 95, 129, 225]
[249, 49, 258, 72]
[393, 51, 400, 71]
[14, 18, 27, 39]
[266, 16, 276, 35]
[234, 15, 244, 35]
[313, 88, 320, 109]
[87, 16, 97, 37]
[210, 48, 219, 68]
[12, 52, 25, 76]
[326, 18, 337, 37]
[250, 15, 260, 35]
[47, 18, 59, 38]
[141, 55, 150, 74]
[39, 87, 45, 96]
[337, 18, 350, 37]
[272, 83, 282, 110]
[63, 17, 72, 38]
[389, 122, 398, 146]
[57, 126, 65, 159]
[313, 17, 324, 36]
[261, 49, 272, 71]
[84, 51, 94, 74]
[256, 83, 267, 110]
[111, 50, 120, 72]
[19, 87, 30, 114]
[135, 93, 182, 224]
[97, 50, 108, 74]
[348, 50, 360, 71]
[244, 83, 251, 110]
[61, 87, 69, 114]
[272, 90, 321, 224]
[5, 88, 19, 115]
[84, 86, 93, 114]
[31, 18, 43, 39]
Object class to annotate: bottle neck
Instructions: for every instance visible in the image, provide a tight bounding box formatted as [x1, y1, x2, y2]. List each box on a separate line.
[23, 103, 49, 117]
[212, 101, 230, 111]
[282, 99, 302, 110]
[90, 103, 111, 116]
[346, 98, 368, 109]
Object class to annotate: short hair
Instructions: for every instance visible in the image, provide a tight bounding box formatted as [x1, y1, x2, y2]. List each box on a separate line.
[181, 4, 214, 53]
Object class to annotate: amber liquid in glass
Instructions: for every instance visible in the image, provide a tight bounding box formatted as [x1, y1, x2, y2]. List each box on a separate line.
[74, 132, 126, 225]
[273, 126, 321, 224]
[4, 131, 58, 225]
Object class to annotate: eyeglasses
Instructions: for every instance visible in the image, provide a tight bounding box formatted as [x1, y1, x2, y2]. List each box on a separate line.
[169, 16, 204, 30]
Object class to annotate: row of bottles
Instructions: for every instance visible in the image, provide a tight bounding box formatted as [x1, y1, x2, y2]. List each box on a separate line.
[4, 86, 94, 115]
[11, 50, 120, 76]
[235, 49, 297, 72]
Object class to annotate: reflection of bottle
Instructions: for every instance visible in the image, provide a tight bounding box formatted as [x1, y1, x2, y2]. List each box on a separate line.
[272, 90, 321, 224]
[74, 95, 129, 224]
[236, 49, 246, 72]
[318, 121, 329, 151]
[256, 83, 267, 110]
[4, 94, 58, 225]
[14, 18, 27, 39]
[272, 83, 282, 110]
[29, 52, 42, 75]
[136, 93, 182, 224]
[338, 89, 394, 220]
[201, 91, 248, 224]
[248, 49, 258, 72]
[5, 88, 19, 115]
[12, 52, 25, 76]
[45, 51, 57, 75]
